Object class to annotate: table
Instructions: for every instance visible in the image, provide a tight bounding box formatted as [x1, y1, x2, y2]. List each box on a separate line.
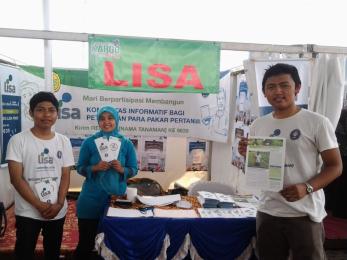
[96, 197, 256, 260]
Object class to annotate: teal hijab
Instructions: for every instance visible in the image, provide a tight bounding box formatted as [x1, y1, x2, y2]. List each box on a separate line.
[94, 105, 123, 140]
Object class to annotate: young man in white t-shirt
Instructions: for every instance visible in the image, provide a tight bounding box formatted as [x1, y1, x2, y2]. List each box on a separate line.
[6, 91, 74, 260]
[239, 63, 342, 260]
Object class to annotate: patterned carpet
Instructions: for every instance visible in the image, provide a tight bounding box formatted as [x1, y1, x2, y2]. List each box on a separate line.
[0, 200, 78, 259]
[1, 199, 346, 259]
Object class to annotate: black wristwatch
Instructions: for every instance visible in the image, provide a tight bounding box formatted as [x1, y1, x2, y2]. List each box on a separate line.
[305, 183, 314, 194]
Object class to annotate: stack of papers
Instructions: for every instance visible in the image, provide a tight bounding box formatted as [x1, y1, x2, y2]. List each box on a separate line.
[197, 191, 236, 208]
[198, 208, 256, 218]
[232, 195, 259, 209]
[154, 208, 198, 218]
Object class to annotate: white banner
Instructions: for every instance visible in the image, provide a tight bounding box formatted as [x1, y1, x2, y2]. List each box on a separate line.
[53, 72, 231, 142]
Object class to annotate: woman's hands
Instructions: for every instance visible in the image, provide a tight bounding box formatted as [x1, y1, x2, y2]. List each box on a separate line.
[92, 160, 124, 174]
[92, 160, 110, 172]
[109, 160, 124, 174]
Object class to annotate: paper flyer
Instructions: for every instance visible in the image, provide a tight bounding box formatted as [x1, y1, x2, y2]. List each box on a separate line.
[245, 136, 286, 192]
[95, 136, 121, 162]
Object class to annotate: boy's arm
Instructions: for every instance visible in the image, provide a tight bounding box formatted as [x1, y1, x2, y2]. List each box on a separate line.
[57, 166, 71, 206]
[8, 160, 52, 216]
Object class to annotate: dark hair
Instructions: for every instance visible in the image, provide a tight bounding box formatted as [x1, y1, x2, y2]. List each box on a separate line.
[29, 91, 59, 112]
[262, 63, 301, 93]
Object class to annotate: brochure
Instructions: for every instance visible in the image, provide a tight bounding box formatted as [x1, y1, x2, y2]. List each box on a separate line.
[94, 136, 121, 162]
[34, 179, 58, 203]
[245, 136, 286, 192]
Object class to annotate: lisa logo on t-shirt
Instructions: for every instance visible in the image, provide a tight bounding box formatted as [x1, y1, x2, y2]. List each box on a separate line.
[38, 148, 54, 164]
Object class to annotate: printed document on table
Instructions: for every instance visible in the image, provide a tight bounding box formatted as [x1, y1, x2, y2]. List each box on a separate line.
[245, 136, 286, 192]
[107, 207, 153, 218]
[198, 208, 256, 218]
[154, 208, 199, 218]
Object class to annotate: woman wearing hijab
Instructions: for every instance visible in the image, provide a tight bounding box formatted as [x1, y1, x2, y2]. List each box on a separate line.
[74, 105, 138, 260]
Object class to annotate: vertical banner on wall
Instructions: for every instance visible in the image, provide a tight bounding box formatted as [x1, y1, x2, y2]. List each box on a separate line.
[231, 73, 257, 171]
[89, 35, 220, 93]
[0, 64, 21, 164]
[254, 59, 311, 116]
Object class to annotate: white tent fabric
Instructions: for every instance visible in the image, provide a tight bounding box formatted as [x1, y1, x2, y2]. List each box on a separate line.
[309, 54, 346, 128]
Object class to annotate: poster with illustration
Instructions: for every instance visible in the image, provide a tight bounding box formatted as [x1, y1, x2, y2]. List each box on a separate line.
[129, 135, 141, 169]
[186, 138, 209, 171]
[140, 136, 166, 172]
[231, 73, 257, 170]
[199, 70, 231, 139]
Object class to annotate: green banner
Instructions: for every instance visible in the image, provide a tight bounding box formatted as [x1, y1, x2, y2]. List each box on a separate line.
[88, 36, 220, 93]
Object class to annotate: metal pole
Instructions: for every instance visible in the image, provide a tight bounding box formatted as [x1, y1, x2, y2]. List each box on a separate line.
[42, 0, 53, 92]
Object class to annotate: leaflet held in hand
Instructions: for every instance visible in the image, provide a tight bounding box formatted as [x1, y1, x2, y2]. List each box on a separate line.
[245, 136, 286, 192]
[34, 179, 58, 203]
[95, 136, 121, 162]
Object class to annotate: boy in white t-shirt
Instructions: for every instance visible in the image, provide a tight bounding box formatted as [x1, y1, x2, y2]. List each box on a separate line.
[6, 91, 74, 260]
[238, 63, 342, 260]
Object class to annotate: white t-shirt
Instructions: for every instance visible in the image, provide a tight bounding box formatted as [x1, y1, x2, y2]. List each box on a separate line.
[6, 129, 74, 220]
[250, 109, 338, 222]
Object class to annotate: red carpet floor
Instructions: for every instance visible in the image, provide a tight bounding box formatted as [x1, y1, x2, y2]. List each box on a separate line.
[0, 200, 78, 258]
[323, 214, 347, 250]
[1, 200, 346, 257]
[324, 215, 347, 240]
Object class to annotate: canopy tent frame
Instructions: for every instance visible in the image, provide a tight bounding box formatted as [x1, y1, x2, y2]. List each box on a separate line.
[0, 27, 346, 204]
[1, 27, 347, 55]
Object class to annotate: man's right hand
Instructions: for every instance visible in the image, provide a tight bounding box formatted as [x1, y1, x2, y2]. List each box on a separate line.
[238, 137, 249, 157]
